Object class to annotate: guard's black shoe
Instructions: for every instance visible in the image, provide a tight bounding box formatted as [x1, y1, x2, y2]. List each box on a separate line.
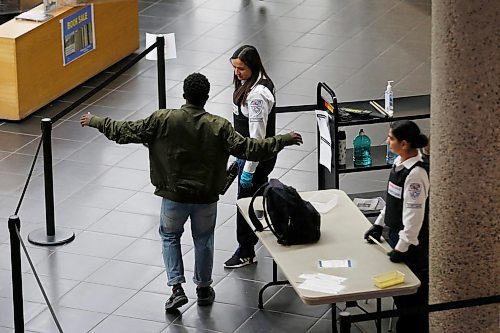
[165, 285, 188, 312]
[223, 255, 256, 268]
[196, 286, 215, 306]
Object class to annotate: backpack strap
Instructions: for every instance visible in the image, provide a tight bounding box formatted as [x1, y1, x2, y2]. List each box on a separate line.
[248, 182, 268, 232]
[261, 184, 280, 239]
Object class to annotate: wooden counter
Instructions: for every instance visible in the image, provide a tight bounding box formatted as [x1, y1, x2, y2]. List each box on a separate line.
[0, 0, 138, 120]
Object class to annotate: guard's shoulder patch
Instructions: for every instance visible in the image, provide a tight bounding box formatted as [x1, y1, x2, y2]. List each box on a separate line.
[408, 183, 422, 200]
[250, 99, 264, 115]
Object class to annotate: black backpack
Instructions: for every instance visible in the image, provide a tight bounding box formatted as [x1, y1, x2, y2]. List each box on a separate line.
[248, 179, 321, 246]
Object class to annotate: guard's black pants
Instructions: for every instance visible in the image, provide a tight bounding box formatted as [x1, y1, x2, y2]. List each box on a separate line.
[235, 158, 275, 258]
[388, 229, 429, 333]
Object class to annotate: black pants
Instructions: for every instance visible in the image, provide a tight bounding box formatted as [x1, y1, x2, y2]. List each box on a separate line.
[388, 229, 429, 333]
[235, 158, 275, 258]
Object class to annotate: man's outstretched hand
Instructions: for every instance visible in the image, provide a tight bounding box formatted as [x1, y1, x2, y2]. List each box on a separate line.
[288, 131, 303, 146]
[80, 113, 93, 127]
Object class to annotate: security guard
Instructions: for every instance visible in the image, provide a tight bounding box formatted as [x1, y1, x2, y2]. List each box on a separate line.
[225, 45, 277, 268]
[364, 120, 430, 333]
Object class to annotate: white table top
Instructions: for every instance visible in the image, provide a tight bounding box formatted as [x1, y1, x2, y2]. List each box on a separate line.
[237, 189, 420, 305]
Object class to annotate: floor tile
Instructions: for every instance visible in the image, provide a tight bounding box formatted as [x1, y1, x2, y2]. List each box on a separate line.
[114, 291, 187, 323]
[115, 148, 150, 170]
[278, 169, 318, 192]
[264, 286, 330, 318]
[174, 302, 256, 333]
[115, 191, 162, 216]
[0, 131, 37, 153]
[213, 276, 265, 308]
[0, 244, 53, 273]
[58, 282, 136, 313]
[25, 306, 107, 333]
[114, 238, 165, 267]
[17, 137, 86, 160]
[63, 184, 137, 210]
[234, 310, 318, 333]
[88, 210, 157, 237]
[85, 259, 162, 289]
[57, 230, 135, 258]
[0, 298, 45, 329]
[52, 204, 110, 230]
[34, 252, 107, 280]
[91, 167, 150, 191]
[0, 272, 78, 304]
[275, 148, 310, 169]
[89, 314, 168, 333]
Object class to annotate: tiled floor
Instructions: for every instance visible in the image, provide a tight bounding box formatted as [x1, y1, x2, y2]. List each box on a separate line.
[0, 0, 431, 332]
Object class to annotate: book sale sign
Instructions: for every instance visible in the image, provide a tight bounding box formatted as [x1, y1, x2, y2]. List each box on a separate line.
[61, 5, 95, 65]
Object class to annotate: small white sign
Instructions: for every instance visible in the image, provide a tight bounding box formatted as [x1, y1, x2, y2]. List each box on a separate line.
[145, 33, 177, 61]
[318, 259, 352, 268]
[315, 110, 332, 172]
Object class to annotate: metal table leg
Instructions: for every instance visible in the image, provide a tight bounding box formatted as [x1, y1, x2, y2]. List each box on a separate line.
[332, 303, 338, 333]
[258, 260, 288, 309]
[376, 298, 382, 333]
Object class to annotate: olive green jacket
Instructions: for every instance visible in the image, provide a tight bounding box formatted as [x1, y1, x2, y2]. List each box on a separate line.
[89, 104, 296, 203]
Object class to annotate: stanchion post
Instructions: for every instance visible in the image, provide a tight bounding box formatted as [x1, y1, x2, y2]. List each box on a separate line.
[156, 36, 166, 109]
[9, 215, 24, 333]
[339, 311, 352, 333]
[42, 118, 55, 236]
[28, 118, 75, 246]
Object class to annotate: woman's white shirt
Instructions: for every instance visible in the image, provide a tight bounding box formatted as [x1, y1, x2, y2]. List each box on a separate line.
[232, 74, 275, 173]
[374, 151, 430, 252]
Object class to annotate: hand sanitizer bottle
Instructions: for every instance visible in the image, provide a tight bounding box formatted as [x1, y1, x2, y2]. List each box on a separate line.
[384, 81, 394, 117]
[353, 129, 372, 167]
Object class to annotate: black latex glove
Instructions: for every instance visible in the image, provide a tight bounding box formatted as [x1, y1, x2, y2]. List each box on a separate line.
[388, 250, 406, 263]
[364, 225, 383, 243]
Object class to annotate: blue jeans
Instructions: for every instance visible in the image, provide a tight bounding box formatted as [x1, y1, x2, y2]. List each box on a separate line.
[159, 198, 216, 288]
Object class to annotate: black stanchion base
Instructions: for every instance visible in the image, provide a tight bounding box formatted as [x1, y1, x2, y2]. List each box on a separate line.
[28, 229, 75, 246]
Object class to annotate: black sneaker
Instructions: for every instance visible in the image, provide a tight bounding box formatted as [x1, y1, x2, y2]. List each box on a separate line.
[165, 285, 188, 312]
[196, 286, 215, 306]
[223, 255, 257, 268]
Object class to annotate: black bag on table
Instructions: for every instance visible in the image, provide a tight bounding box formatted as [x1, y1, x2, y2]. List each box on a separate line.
[248, 179, 321, 246]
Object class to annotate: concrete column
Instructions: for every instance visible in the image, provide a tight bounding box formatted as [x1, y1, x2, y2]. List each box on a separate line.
[430, 1, 499, 332]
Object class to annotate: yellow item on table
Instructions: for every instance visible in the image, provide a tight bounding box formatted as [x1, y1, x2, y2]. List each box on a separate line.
[372, 271, 405, 289]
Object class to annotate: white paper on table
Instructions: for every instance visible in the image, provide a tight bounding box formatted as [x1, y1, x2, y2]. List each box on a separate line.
[318, 259, 352, 268]
[145, 33, 177, 60]
[298, 272, 346, 294]
[353, 197, 386, 211]
[299, 273, 347, 284]
[315, 110, 331, 172]
[308, 192, 338, 214]
[353, 198, 378, 211]
[298, 280, 345, 294]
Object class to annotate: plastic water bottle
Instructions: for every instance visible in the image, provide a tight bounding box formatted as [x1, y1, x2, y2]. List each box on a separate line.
[386, 143, 398, 165]
[353, 129, 372, 167]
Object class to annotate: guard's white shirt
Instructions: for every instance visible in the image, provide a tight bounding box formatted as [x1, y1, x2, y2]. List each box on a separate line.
[232, 73, 275, 173]
[375, 151, 430, 252]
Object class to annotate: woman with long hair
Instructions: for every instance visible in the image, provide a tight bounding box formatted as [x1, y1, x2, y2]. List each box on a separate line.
[224, 45, 277, 269]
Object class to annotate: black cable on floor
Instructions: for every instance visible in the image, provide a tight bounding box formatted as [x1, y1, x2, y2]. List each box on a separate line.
[15, 136, 43, 216]
[14, 227, 64, 333]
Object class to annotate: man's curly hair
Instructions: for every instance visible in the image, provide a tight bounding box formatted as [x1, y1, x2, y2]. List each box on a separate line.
[183, 73, 210, 106]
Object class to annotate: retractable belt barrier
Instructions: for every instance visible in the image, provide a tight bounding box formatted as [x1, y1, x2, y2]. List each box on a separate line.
[7, 36, 167, 333]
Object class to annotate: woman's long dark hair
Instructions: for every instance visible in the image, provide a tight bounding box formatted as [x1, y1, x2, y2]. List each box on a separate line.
[391, 120, 428, 149]
[231, 45, 273, 105]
